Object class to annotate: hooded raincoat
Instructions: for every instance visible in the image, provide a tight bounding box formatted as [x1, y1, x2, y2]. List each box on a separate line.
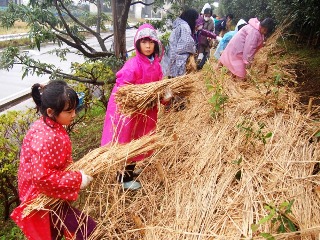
[100, 24, 163, 162]
[11, 117, 96, 239]
[219, 18, 264, 78]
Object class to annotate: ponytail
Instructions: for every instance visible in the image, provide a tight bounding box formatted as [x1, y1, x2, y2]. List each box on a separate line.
[31, 80, 79, 124]
[31, 83, 42, 112]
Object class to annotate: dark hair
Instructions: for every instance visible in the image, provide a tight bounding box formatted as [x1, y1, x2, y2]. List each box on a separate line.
[31, 80, 79, 123]
[136, 37, 160, 57]
[226, 14, 234, 19]
[180, 8, 199, 34]
[204, 8, 212, 16]
[260, 18, 275, 33]
[212, 14, 217, 18]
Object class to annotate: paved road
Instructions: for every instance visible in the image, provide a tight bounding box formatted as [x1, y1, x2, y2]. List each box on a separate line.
[0, 29, 136, 112]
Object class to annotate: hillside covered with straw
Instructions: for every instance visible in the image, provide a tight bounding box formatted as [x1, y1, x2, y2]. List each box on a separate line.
[73, 30, 320, 239]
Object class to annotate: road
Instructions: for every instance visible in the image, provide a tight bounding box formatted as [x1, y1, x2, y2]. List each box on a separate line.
[0, 29, 136, 112]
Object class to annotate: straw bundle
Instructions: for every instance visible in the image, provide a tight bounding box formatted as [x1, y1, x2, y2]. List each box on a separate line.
[115, 74, 195, 116]
[186, 54, 197, 74]
[22, 133, 171, 217]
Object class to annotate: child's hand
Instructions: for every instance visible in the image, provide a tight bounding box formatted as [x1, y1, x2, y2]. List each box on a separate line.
[162, 88, 173, 102]
[80, 170, 93, 189]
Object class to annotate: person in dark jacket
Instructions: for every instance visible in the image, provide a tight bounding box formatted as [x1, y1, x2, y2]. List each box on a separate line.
[197, 8, 215, 69]
[215, 13, 234, 36]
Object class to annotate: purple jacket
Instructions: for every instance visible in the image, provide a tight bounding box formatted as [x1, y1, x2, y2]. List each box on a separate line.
[101, 24, 163, 161]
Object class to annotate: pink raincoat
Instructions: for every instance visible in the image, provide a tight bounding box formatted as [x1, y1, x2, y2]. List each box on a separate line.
[219, 18, 264, 78]
[101, 24, 163, 162]
[11, 117, 84, 239]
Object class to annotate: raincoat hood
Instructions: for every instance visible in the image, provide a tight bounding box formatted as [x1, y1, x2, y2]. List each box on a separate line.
[134, 23, 164, 59]
[235, 19, 247, 32]
[201, 3, 211, 14]
[196, 16, 205, 27]
[248, 18, 260, 31]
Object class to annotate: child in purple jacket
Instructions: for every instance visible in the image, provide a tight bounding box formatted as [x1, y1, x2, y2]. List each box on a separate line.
[195, 16, 217, 69]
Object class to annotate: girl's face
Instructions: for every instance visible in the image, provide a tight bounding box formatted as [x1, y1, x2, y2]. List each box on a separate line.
[48, 104, 76, 126]
[259, 26, 268, 35]
[56, 108, 76, 126]
[139, 38, 155, 56]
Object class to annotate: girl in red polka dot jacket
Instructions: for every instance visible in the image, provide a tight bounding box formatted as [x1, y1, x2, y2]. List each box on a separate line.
[11, 80, 96, 240]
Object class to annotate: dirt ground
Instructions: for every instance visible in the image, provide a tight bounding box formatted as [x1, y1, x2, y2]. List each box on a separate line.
[294, 47, 320, 107]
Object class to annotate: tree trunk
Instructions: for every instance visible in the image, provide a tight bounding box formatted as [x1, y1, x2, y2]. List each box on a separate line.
[111, 0, 132, 61]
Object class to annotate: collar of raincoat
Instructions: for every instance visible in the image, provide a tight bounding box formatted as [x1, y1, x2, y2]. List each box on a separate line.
[41, 116, 64, 129]
[248, 18, 261, 31]
[134, 23, 164, 61]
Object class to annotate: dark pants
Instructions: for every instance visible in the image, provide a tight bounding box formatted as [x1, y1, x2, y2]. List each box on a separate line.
[50, 202, 96, 240]
[117, 163, 136, 182]
[197, 52, 208, 70]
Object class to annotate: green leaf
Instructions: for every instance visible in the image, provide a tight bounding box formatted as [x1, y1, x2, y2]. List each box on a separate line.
[258, 212, 275, 224]
[284, 217, 297, 232]
[265, 132, 273, 138]
[35, 38, 41, 51]
[279, 201, 289, 209]
[277, 221, 286, 233]
[22, 69, 29, 79]
[314, 131, 320, 138]
[251, 223, 259, 232]
[285, 199, 295, 214]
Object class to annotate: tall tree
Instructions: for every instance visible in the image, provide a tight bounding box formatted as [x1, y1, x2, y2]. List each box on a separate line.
[111, 0, 132, 60]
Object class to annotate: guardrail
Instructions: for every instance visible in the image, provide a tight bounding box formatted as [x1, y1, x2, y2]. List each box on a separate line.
[0, 33, 29, 42]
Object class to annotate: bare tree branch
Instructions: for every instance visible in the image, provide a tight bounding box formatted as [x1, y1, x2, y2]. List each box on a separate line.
[55, 35, 115, 58]
[131, 1, 154, 6]
[59, 0, 108, 52]
[59, 0, 98, 36]
[57, 0, 100, 53]
[102, 33, 114, 41]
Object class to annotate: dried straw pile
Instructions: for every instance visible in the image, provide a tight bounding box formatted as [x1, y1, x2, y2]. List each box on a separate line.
[34, 27, 320, 239]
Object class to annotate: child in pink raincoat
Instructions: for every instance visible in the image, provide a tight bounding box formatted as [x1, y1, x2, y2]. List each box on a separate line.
[101, 23, 168, 190]
[219, 17, 274, 79]
[11, 81, 96, 240]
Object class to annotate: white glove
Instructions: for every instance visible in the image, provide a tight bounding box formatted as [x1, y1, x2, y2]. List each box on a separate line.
[80, 170, 93, 189]
[162, 88, 173, 102]
[197, 53, 204, 60]
[216, 36, 222, 42]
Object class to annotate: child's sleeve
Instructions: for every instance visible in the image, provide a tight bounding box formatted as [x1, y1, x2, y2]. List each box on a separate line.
[30, 134, 82, 201]
[200, 29, 217, 39]
[115, 60, 137, 88]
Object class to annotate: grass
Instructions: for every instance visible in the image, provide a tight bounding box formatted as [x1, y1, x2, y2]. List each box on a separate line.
[0, 21, 31, 49]
[70, 104, 106, 160]
[0, 38, 32, 49]
[0, 21, 29, 35]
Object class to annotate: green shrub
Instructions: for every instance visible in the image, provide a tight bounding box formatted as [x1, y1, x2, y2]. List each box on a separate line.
[0, 109, 38, 220]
